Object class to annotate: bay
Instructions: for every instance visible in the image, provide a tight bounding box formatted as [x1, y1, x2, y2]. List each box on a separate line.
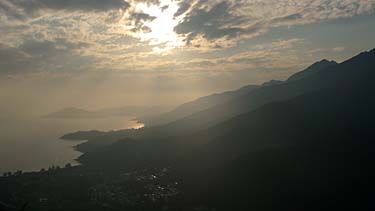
[0, 116, 143, 174]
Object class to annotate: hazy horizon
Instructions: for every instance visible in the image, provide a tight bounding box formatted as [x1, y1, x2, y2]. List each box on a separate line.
[1, 0, 375, 118]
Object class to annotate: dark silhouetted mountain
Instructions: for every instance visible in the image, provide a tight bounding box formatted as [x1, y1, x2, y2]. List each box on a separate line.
[133, 54, 350, 137]
[287, 59, 338, 81]
[75, 49, 375, 210]
[139, 84, 259, 126]
[190, 85, 374, 211]
[79, 48, 375, 168]
[146, 57, 337, 126]
[182, 49, 374, 210]
[64, 49, 373, 152]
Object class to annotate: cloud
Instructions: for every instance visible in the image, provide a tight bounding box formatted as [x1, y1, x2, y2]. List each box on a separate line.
[0, 0, 374, 77]
[0, 43, 31, 75]
[174, 1, 191, 18]
[222, 39, 306, 69]
[174, 2, 248, 44]
[3, 0, 130, 14]
[174, 0, 375, 46]
[0, 39, 93, 75]
[118, 38, 309, 74]
[129, 12, 156, 32]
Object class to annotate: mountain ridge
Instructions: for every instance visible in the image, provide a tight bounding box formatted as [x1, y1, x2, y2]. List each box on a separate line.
[63, 49, 374, 152]
[78, 48, 375, 170]
[77, 48, 375, 210]
[138, 84, 259, 126]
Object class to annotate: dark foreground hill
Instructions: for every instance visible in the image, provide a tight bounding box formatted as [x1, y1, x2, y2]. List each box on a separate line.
[182, 81, 375, 211]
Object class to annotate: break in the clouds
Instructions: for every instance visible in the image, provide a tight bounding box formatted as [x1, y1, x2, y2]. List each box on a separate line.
[0, 0, 374, 77]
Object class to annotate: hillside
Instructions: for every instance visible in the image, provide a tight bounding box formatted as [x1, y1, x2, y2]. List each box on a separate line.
[138, 85, 259, 126]
[79, 48, 375, 170]
[77, 48, 375, 210]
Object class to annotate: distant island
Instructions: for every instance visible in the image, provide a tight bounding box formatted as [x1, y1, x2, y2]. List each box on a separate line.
[45, 106, 168, 119]
[45, 107, 102, 119]
[60, 130, 106, 141]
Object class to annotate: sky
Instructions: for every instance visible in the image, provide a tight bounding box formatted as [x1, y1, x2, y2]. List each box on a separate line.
[0, 0, 375, 113]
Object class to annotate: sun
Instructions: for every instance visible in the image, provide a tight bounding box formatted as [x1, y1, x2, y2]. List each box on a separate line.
[134, 0, 184, 52]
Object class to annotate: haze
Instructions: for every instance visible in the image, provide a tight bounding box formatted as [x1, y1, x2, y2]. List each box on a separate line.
[1, 0, 375, 116]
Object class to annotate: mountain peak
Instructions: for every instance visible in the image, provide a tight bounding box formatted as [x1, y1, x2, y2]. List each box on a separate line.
[312, 59, 338, 67]
[262, 80, 283, 87]
[287, 59, 338, 81]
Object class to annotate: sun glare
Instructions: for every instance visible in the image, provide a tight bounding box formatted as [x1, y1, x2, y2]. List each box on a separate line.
[134, 0, 184, 52]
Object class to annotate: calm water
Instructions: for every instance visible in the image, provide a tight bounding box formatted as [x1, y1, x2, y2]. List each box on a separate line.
[0, 116, 143, 174]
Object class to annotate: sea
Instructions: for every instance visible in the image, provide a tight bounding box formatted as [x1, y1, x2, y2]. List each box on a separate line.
[0, 115, 143, 174]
